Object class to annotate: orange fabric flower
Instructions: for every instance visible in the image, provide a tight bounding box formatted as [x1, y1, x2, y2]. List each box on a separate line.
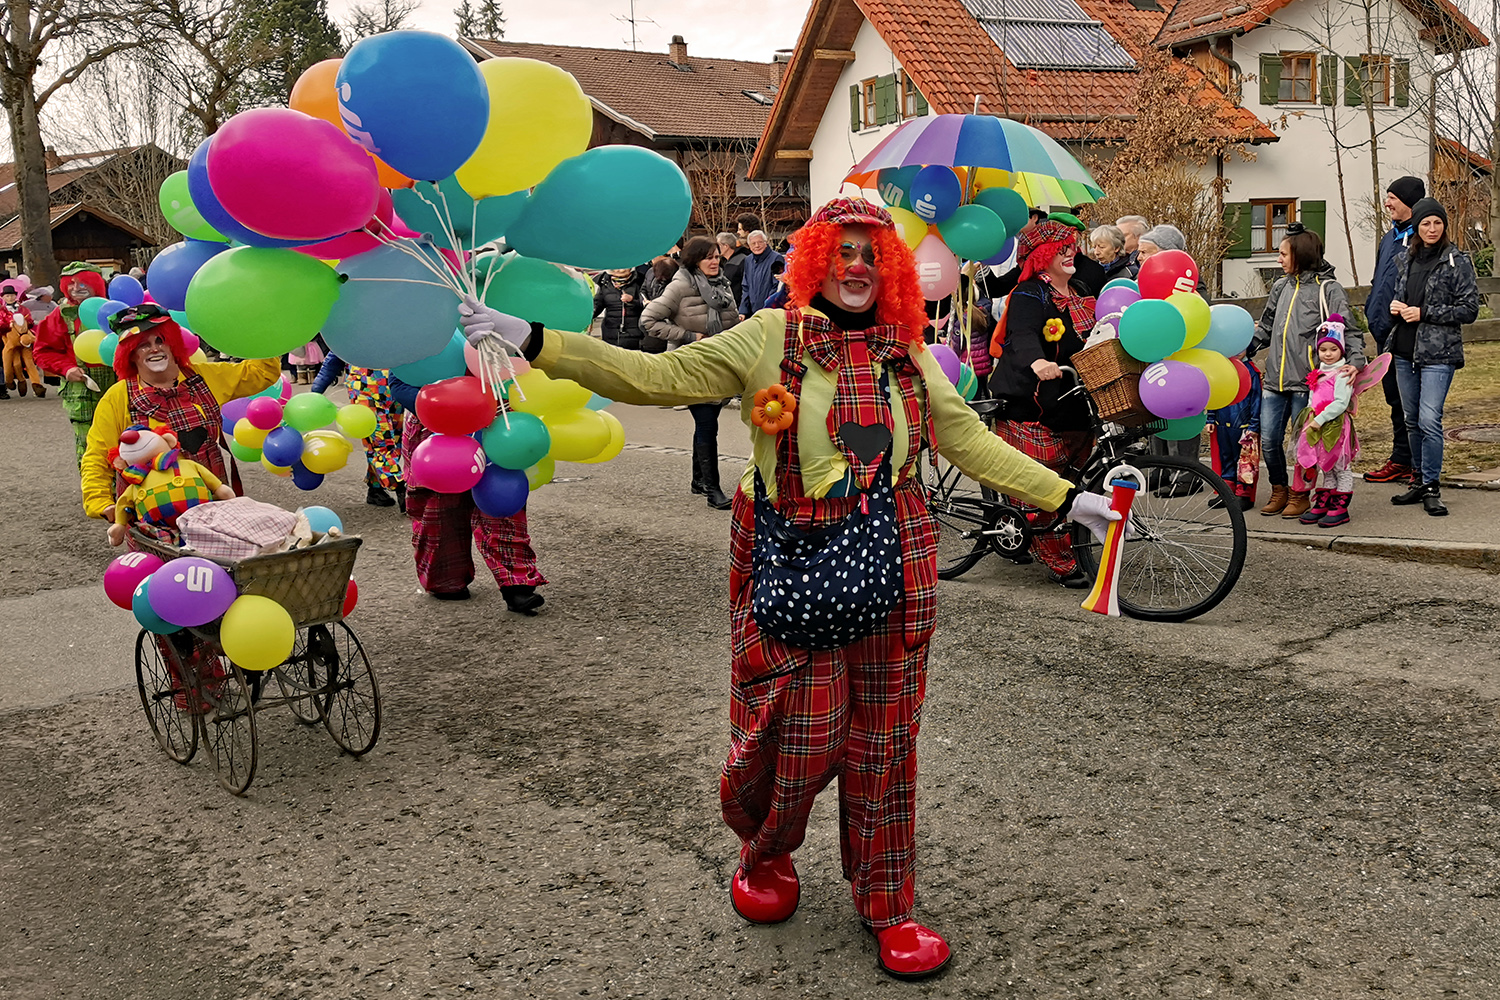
[751, 384, 797, 435]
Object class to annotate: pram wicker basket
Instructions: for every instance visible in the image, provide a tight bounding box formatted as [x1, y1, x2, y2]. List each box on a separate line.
[1072, 339, 1154, 426]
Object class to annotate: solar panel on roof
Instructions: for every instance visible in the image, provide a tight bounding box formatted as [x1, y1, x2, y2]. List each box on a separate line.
[961, 0, 1137, 70]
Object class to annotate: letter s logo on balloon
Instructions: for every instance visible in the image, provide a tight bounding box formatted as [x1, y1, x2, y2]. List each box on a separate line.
[182, 564, 216, 593]
[121, 552, 153, 569]
[916, 261, 945, 283]
[913, 195, 938, 221]
[1142, 362, 1171, 388]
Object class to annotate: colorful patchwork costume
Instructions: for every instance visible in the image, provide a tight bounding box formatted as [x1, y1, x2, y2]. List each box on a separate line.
[113, 432, 226, 540]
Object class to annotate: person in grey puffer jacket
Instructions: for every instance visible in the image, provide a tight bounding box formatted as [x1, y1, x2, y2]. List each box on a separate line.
[1248, 224, 1364, 519]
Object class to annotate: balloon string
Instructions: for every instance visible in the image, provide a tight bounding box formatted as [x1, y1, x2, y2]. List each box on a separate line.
[428, 185, 480, 300]
[405, 188, 473, 298]
[364, 222, 468, 297]
[344, 276, 457, 291]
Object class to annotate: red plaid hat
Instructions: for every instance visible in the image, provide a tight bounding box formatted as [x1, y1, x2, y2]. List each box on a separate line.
[807, 196, 894, 230]
[1015, 220, 1078, 266]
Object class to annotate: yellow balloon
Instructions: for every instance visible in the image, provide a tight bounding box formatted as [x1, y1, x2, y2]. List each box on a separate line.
[887, 207, 927, 251]
[300, 436, 349, 475]
[577, 410, 625, 464]
[189, 349, 208, 365]
[508, 369, 592, 416]
[454, 58, 593, 199]
[336, 403, 378, 439]
[544, 408, 610, 462]
[305, 429, 354, 456]
[1168, 291, 1212, 349]
[234, 418, 270, 449]
[261, 457, 293, 477]
[972, 167, 1009, 191]
[73, 329, 105, 365]
[1170, 347, 1239, 410]
[220, 595, 295, 671]
[525, 456, 555, 491]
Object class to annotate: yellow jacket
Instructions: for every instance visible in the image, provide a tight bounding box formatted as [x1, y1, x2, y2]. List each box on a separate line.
[81, 358, 281, 519]
[532, 308, 1071, 509]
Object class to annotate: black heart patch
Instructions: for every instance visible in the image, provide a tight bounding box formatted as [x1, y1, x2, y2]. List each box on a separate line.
[177, 426, 209, 454]
[838, 421, 892, 465]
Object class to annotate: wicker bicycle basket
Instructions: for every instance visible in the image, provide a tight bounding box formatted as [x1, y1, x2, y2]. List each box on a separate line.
[130, 531, 361, 629]
[1072, 339, 1154, 426]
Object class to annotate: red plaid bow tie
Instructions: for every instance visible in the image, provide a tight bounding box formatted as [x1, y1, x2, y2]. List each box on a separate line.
[800, 313, 910, 372]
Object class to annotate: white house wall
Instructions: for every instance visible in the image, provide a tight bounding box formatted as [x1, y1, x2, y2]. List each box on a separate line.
[1215, 0, 1438, 297]
[808, 19, 913, 204]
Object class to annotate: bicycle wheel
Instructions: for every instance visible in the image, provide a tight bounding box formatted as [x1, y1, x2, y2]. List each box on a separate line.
[983, 503, 1034, 563]
[919, 449, 995, 579]
[274, 629, 328, 725]
[134, 630, 198, 764]
[193, 643, 259, 795]
[314, 622, 382, 757]
[1071, 455, 1246, 622]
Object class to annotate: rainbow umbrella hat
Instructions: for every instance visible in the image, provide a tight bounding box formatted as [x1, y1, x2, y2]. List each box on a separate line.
[844, 113, 1105, 205]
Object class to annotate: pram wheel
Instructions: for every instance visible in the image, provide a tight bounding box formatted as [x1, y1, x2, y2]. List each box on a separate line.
[310, 622, 381, 757]
[190, 641, 259, 796]
[275, 629, 328, 725]
[134, 630, 198, 764]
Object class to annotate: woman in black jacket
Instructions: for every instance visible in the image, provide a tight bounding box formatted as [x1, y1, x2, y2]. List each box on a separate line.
[593, 268, 645, 350]
[988, 220, 1097, 587]
[1387, 198, 1480, 516]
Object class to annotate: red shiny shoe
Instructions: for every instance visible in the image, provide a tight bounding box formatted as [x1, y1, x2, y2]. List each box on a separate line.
[875, 920, 952, 980]
[730, 853, 799, 924]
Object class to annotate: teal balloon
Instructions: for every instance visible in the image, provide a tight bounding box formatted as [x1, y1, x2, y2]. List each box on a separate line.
[973, 186, 1031, 234]
[1101, 277, 1139, 294]
[169, 309, 191, 327]
[393, 331, 467, 386]
[875, 166, 921, 211]
[132, 579, 180, 635]
[1118, 299, 1187, 363]
[504, 146, 691, 271]
[252, 375, 289, 400]
[482, 411, 551, 470]
[937, 204, 1008, 261]
[585, 393, 613, 411]
[282, 392, 339, 432]
[482, 255, 594, 332]
[99, 332, 120, 367]
[1155, 413, 1208, 441]
[391, 176, 527, 250]
[956, 363, 979, 401]
[77, 296, 108, 331]
[1200, 303, 1256, 357]
[323, 242, 460, 368]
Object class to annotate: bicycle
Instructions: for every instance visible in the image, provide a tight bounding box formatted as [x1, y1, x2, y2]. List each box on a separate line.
[920, 368, 1247, 622]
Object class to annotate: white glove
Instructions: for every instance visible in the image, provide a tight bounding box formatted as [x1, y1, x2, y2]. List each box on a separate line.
[458, 295, 533, 355]
[1067, 491, 1131, 545]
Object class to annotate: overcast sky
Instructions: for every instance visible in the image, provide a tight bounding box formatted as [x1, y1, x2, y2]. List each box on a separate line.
[328, 0, 814, 62]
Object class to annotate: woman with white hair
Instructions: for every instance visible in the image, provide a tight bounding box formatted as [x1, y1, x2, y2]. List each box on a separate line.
[1088, 224, 1134, 281]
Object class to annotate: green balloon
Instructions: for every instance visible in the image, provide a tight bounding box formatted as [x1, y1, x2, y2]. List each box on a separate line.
[482, 254, 594, 332]
[185, 247, 341, 359]
[1118, 299, 1187, 363]
[77, 296, 108, 331]
[227, 439, 263, 462]
[482, 411, 551, 470]
[158, 171, 225, 242]
[957, 363, 979, 401]
[937, 204, 1008, 261]
[973, 186, 1031, 234]
[1154, 413, 1207, 441]
[281, 391, 339, 432]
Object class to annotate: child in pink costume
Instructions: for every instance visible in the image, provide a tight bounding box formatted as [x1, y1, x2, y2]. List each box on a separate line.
[1292, 316, 1360, 527]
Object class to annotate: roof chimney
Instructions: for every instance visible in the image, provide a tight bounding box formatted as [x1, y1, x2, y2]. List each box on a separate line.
[669, 35, 688, 67]
[43, 146, 62, 169]
[771, 49, 792, 86]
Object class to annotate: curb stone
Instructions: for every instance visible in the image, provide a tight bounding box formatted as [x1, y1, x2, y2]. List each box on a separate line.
[1249, 529, 1500, 573]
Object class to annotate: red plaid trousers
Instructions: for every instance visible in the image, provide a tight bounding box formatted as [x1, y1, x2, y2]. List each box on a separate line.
[406, 488, 546, 594]
[993, 419, 1093, 575]
[721, 477, 938, 930]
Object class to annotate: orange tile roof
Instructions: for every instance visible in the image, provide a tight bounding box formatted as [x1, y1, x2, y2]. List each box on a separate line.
[462, 38, 779, 140]
[1437, 136, 1493, 174]
[1155, 0, 1487, 50]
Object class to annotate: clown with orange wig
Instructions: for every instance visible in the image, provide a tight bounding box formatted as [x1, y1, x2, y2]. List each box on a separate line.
[78, 303, 281, 528]
[459, 197, 1123, 980]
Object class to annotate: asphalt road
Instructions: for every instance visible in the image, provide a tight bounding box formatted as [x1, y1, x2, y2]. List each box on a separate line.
[3, 391, 1499, 999]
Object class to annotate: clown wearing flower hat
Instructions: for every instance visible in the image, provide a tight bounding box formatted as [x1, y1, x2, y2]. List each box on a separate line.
[460, 196, 1124, 979]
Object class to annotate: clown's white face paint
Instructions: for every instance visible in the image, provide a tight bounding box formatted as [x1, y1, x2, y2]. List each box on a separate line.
[822, 224, 881, 314]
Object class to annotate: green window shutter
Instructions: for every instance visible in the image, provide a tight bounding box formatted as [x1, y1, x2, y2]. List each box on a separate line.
[1344, 56, 1363, 106]
[1393, 58, 1410, 107]
[1300, 200, 1326, 239]
[1259, 54, 1282, 105]
[914, 86, 929, 116]
[1320, 54, 1338, 105]
[875, 74, 898, 124]
[850, 84, 861, 131]
[1223, 202, 1253, 259]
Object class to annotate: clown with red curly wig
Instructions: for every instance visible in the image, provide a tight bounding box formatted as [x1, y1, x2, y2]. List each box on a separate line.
[458, 196, 1123, 980]
[78, 302, 282, 532]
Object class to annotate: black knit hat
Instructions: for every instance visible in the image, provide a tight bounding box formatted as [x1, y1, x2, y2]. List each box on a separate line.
[1408, 197, 1448, 229]
[1387, 176, 1426, 209]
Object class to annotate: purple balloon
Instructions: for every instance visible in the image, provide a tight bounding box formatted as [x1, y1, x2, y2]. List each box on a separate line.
[471, 464, 528, 518]
[220, 395, 252, 430]
[148, 556, 237, 627]
[1139, 360, 1210, 420]
[1096, 285, 1141, 321]
[929, 343, 962, 385]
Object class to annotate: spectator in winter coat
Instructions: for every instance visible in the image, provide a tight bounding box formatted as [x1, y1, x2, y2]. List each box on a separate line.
[717, 232, 750, 305]
[1362, 175, 1425, 484]
[735, 212, 762, 244]
[1114, 215, 1150, 278]
[593, 268, 645, 350]
[640, 257, 679, 353]
[738, 230, 784, 320]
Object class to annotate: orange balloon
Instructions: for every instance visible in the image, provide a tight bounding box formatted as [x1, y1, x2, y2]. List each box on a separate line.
[290, 59, 414, 190]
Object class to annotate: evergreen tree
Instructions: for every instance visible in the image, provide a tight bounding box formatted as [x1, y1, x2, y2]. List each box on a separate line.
[229, 0, 343, 110]
[456, 0, 504, 39]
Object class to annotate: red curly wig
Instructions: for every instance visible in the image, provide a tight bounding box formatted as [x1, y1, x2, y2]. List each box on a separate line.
[113, 318, 195, 381]
[783, 222, 928, 343]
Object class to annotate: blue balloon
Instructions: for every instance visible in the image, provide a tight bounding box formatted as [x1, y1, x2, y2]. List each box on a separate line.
[186, 138, 306, 250]
[290, 462, 324, 491]
[337, 31, 489, 183]
[504, 146, 692, 271]
[1101, 277, 1140, 294]
[391, 177, 527, 250]
[979, 236, 1016, 267]
[109, 274, 145, 306]
[145, 240, 228, 312]
[392, 330, 467, 386]
[1199, 303, 1256, 357]
[323, 242, 460, 368]
[262, 425, 305, 467]
[909, 166, 962, 225]
[875, 166, 921, 212]
[132, 578, 181, 635]
[298, 505, 343, 534]
[471, 464, 528, 518]
[96, 299, 130, 332]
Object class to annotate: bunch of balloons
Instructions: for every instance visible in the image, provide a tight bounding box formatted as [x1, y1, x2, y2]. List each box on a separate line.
[145, 30, 692, 380]
[65, 272, 209, 370]
[1096, 250, 1258, 440]
[872, 164, 1033, 300]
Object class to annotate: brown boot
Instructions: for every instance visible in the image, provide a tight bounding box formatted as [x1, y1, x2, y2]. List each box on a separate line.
[1281, 490, 1311, 519]
[1259, 484, 1289, 516]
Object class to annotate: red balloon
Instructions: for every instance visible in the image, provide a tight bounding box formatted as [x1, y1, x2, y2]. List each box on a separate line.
[415, 376, 498, 436]
[1138, 249, 1199, 300]
[1229, 356, 1252, 405]
[342, 577, 358, 618]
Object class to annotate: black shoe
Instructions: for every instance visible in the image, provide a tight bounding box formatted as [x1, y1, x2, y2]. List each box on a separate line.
[1047, 569, 1089, 589]
[366, 484, 396, 507]
[394, 482, 407, 514]
[704, 485, 732, 510]
[0, 386, 10, 400]
[501, 585, 545, 615]
[1423, 486, 1448, 516]
[1391, 482, 1430, 506]
[431, 586, 471, 601]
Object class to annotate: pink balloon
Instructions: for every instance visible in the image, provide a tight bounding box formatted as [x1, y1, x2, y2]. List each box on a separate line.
[463, 342, 529, 379]
[912, 235, 960, 300]
[246, 395, 285, 430]
[179, 330, 200, 354]
[277, 376, 295, 402]
[104, 551, 164, 610]
[295, 189, 396, 259]
[409, 434, 486, 493]
[389, 214, 421, 239]
[207, 108, 380, 242]
[437, 247, 465, 274]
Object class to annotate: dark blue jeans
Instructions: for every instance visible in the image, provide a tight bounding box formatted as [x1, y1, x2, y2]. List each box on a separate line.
[1393, 358, 1456, 485]
[1260, 388, 1308, 487]
[689, 402, 721, 472]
